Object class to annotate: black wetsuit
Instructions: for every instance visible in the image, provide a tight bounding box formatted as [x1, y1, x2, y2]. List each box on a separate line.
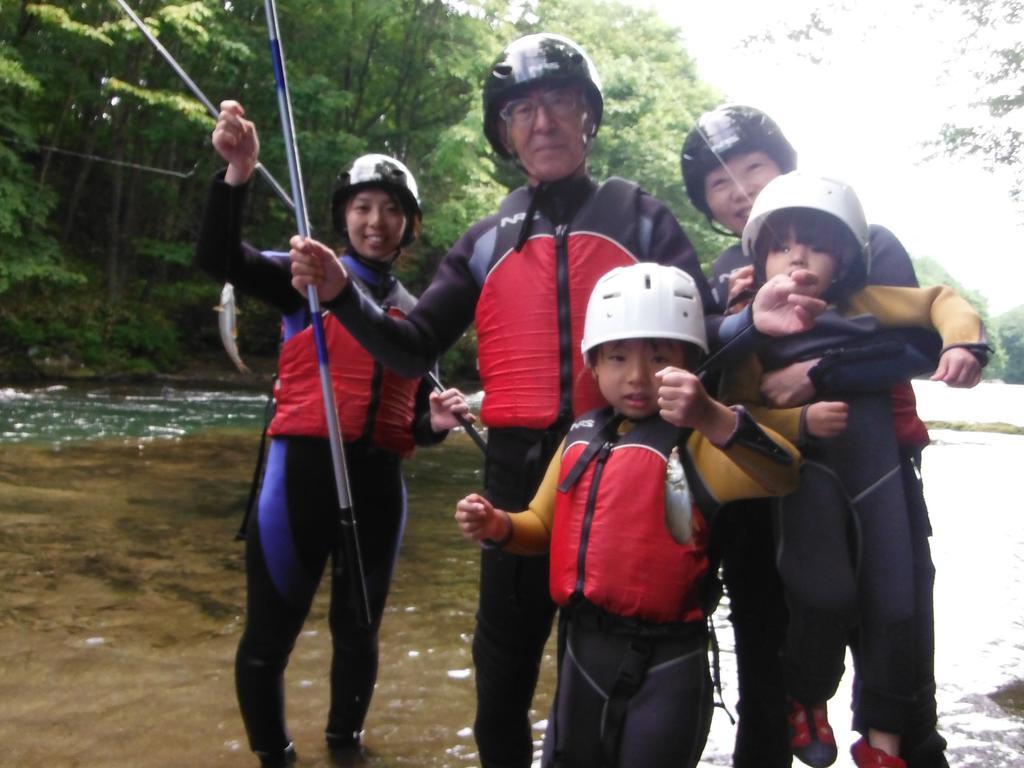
[325, 174, 710, 768]
[196, 174, 444, 756]
[708, 226, 951, 768]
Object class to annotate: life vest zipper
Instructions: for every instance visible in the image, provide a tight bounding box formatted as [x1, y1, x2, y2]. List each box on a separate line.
[555, 223, 573, 423]
[574, 440, 613, 595]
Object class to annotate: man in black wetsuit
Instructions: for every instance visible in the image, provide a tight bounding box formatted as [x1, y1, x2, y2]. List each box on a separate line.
[290, 33, 714, 768]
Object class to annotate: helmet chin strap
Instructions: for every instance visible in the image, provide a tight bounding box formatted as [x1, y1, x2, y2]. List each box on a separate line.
[707, 215, 740, 239]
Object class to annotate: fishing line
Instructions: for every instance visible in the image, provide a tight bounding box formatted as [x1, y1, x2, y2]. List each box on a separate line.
[1, 134, 197, 178]
[113, 0, 295, 210]
[691, 114, 787, 255]
[688, 113, 809, 370]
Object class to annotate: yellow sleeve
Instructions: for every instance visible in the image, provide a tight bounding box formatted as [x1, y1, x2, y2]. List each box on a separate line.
[843, 285, 983, 347]
[687, 422, 801, 504]
[718, 353, 804, 443]
[501, 439, 564, 555]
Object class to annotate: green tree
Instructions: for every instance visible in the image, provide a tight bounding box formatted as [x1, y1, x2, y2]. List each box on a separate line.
[0, 0, 725, 379]
[0, 12, 70, 295]
[913, 254, 1002, 379]
[991, 305, 1024, 383]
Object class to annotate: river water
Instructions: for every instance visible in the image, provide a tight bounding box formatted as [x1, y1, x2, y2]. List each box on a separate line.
[0, 380, 1021, 767]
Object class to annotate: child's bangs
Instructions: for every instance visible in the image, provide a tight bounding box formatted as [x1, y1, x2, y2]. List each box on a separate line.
[757, 208, 859, 264]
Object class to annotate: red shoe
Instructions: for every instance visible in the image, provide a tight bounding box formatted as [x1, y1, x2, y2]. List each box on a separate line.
[787, 699, 838, 767]
[851, 737, 907, 768]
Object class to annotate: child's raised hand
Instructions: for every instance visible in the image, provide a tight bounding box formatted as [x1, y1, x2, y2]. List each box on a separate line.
[752, 270, 828, 336]
[931, 347, 981, 388]
[429, 387, 476, 432]
[657, 367, 739, 446]
[656, 367, 710, 428]
[290, 235, 349, 301]
[805, 401, 849, 438]
[454, 493, 506, 543]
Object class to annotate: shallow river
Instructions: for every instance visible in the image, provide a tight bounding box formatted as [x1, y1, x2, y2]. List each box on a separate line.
[0, 380, 1021, 767]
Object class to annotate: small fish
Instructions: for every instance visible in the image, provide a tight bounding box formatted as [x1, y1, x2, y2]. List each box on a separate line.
[664, 446, 694, 544]
[215, 282, 251, 374]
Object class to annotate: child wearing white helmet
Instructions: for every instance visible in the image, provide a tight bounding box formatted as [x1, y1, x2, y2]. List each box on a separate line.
[721, 172, 988, 768]
[684, 105, 973, 768]
[455, 262, 801, 768]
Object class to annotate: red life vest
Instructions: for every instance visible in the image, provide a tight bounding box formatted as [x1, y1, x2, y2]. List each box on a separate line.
[890, 381, 929, 450]
[269, 298, 420, 457]
[472, 179, 652, 429]
[549, 410, 711, 624]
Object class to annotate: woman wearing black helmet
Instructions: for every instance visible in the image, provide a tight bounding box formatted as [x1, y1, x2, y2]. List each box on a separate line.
[196, 100, 472, 768]
[681, 104, 953, 768]
[290, 34, 716, 768]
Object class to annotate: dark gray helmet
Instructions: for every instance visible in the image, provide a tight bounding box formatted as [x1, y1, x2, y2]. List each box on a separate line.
[331, 154, 422, 246]
[483, 33, 603, 158]
[681, 104, 796, 218]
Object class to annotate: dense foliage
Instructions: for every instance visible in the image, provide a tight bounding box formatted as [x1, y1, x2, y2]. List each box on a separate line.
[0, 0, 725, 380]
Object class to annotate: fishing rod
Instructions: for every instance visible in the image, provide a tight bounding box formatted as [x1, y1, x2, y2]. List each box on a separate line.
[112, 0, 295, 210]
[263, 0, 371, 627]
[694, 320, 757, 378]
[425, 371, 488, 454]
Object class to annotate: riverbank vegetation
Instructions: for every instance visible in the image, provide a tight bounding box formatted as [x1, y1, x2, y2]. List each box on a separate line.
[0, 0, 726, 381]
[2, 1, 1021, 383]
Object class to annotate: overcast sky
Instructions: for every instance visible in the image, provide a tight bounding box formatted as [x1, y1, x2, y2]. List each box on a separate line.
[628, 0, 1023, 314]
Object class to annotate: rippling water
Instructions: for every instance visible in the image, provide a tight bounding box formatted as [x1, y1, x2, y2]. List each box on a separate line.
[0, 384, 268, 444]
[0, 380, 1021, 767]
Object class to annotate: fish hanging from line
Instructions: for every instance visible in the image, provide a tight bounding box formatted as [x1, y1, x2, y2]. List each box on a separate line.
[664, 446, 694, 544]
[215, 283, 251, 374]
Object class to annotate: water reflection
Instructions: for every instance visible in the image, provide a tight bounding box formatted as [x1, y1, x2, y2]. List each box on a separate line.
[0, 384, 1021, 766]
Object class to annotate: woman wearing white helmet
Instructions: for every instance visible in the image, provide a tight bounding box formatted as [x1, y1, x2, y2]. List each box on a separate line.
[197, 101, 473, 767]
[455, 262, 801, 768]
[722, 172, 986, 768]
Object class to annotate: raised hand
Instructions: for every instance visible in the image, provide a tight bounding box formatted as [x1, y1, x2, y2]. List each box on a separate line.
[212, 100, 259, 186]
[752, 270, 827, 337]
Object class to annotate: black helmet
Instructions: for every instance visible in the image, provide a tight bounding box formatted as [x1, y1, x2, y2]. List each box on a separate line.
[680, 104, 797, 218]
[331, 154, 422, 246]
[482, 33, 603, 158]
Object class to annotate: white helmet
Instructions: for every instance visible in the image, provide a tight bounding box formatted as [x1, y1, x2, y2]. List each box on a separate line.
[742, 171, 870, 263]
[581, 263, 707, 362]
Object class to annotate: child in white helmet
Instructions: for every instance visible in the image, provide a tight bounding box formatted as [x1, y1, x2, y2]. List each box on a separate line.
[455, 262, 801, 768]
[720, 171, 987, 768]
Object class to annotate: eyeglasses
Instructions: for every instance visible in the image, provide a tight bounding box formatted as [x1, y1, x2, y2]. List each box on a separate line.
[498, 87, 581, 128]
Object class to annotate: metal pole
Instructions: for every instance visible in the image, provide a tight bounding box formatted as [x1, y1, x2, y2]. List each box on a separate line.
[263, 0, 370, 626]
